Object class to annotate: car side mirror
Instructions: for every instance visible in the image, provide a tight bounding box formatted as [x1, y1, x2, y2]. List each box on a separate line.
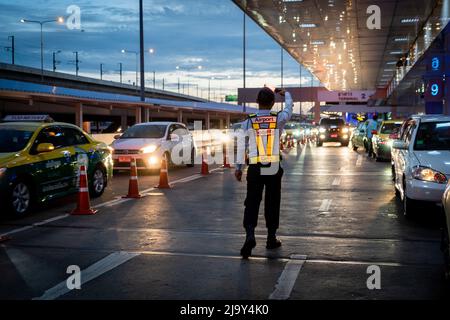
[113, 134, 122, 140]
[170, 133, 180, 142]
[389, 133, 399, 140]
[392, 140, 408, 150]
[36, 143, 55, 154]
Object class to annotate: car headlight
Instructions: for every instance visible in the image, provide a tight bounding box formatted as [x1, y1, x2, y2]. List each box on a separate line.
[0, 168, 6, 176]
[140, 145, 158, 154]
[319, 128, 326, 133]
[412, 166, 447, 184]
[342, 128, 349, 134]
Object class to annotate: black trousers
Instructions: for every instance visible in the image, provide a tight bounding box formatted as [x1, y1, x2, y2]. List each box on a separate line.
[243, 164, 284, 233]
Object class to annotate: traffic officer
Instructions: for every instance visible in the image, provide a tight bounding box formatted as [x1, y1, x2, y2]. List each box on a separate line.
[366, 114, 379, 158]
[235, 87, 293, 258]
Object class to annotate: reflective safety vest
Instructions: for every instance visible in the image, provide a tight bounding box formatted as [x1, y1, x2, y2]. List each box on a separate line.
[248, 112, 280, 165]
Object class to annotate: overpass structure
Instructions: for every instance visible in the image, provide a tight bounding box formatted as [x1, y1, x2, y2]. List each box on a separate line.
[0, 63, 256, 132]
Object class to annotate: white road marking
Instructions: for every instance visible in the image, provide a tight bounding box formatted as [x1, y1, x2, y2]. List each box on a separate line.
[269, 254, 307, 300]
[356, 155, 363, 167]
[0, 169, 225, 238]
[319, 199, 332, 212]
[33, 251, 140, 300]
[332, 177, 341, 186]
[287, 172, 389, 176]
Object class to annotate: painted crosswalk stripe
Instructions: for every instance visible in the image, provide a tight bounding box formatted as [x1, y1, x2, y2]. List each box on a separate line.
[269, 254, 307, 300]
[319, 199, 332, 212]
[34, 251, 140, 300]
[356, 155, 363, 167]
[332, 177, 341, 186]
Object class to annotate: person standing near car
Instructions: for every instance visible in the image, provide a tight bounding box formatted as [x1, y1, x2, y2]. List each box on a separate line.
[366, 114, 379, 158]
[234, 87, 293, 259]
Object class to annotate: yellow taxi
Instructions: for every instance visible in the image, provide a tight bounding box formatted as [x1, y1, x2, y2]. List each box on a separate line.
[0, 115, 113, 217]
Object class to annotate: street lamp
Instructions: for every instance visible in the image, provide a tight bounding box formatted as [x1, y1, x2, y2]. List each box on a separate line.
[121, 49, 139, 87]
[20, 17, 64, 79]
[175, 65, 203, 96]
[52, 50, 61, 72]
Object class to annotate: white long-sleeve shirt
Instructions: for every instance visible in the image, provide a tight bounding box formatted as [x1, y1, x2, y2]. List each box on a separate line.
[236, 92, 293, 171]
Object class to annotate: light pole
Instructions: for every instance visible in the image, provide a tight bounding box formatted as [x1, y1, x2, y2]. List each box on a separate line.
[68, 51, 80, 76]
[118, 62, 123, 83]
[20, 17, 64, 79]
[52, 50, 61, 72]
[176, 65, 203, 96]
[100, 63, 104, 80]
[121, 49, 139, 86]
[139, 0, 145, 103]
[6, 36, 15, 65]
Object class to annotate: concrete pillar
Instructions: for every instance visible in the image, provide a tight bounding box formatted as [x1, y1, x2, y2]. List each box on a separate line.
[75, 103, 83, 128]
[206, 112, 211, 130]
[314, 101, 321, 124]
[82, 122, 91, 133]
[226, 114, 231, 128]
[135, 107, 142, 124]
[144, 108, 150, 123]
[219, 118, 224, 129]
[121, 114, 128, 131]
[178, 110, 183, 123]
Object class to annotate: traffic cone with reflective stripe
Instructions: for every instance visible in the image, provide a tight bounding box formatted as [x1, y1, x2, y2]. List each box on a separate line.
[157, 155, 171, 189]
[71, 165, 98, 215]
[280, 138, 285, 151]
[201, 147, 209, 175]
[123, 158, 142, 199]
[222, 143, 231, 169]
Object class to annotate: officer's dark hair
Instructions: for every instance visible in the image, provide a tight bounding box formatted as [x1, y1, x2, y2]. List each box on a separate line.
[257, 87, 275, 110]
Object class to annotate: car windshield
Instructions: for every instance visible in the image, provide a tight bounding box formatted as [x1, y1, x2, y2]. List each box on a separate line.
[320, 119, 345, 127]
[414, 121, 450, 151]
[380, 123, 402, 134]
[0, 127, 34, 152]
[285, 123, 300, 129]
[120, 125, 166, 139]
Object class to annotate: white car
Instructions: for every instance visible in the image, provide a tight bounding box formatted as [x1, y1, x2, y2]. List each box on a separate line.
[392, 115, 450, 217]
[111, 122, 196, 170]
[441, 184, 450, 280]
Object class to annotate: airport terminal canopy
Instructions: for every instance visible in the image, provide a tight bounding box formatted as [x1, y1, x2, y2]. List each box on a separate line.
[233, 0, 448, 92]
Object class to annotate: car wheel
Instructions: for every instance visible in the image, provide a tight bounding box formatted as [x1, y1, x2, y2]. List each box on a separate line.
[403, 180, 417, 218]
[90, 166, 107, 198]
[352, 145, 358, 151]
[186, 148, 195, 167]
[9, 180, 33, 217]
[442, 219, 450, 282]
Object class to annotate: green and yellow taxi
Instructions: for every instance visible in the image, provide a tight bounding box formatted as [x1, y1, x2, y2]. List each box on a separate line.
[0, 115, 113, 217]
[371, 120, 403, 161]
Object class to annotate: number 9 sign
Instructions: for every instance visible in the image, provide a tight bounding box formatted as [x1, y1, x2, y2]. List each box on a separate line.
[425, 79, 443, 101]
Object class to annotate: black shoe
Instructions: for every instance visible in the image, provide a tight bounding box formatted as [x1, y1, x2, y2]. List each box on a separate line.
[240, 236, 256, 259]
[266, 238, 282, 250]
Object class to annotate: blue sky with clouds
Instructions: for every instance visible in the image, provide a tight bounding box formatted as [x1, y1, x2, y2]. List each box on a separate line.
[0, 0, 319, 102]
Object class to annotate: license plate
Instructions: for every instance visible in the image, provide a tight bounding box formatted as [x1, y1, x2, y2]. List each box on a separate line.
[331, 134, 338, 138]
[119, 156, 131, 163]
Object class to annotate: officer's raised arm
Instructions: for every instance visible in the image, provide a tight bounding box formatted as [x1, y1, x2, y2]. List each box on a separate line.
[276, 90, 293, 128]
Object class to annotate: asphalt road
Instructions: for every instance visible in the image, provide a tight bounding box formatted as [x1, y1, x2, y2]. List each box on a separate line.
[0, 141, 449, 300]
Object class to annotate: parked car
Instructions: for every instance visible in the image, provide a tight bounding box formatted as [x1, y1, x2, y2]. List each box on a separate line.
[371, 120, 403, 161]
[111, 122, 195, 170]
[441, 184, 450, 281]
[0, 115, 113, 217]
[317, 118, 350, 147]
[392, 115, 450, 217]
[282, 122, 304, 145]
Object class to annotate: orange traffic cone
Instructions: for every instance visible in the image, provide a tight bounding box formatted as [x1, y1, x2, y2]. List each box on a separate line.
[222, 143, 231, 169]
[280, 139, 285, 151]
[71, 165, 98, 215]
[201, 147, 209, 175]
[157, 155, 171, 189]
[123, 158, 142, 199]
